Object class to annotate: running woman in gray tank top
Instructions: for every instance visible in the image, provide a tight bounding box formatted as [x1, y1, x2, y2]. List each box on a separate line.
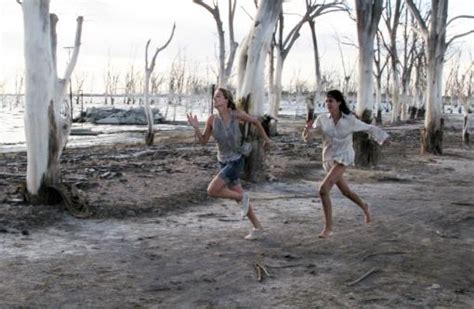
[187, 88, 271, 240]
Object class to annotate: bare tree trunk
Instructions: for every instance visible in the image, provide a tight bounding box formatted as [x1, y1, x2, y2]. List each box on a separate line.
[236, 0, 283, 181]
[375, 79, 383, 125]
[267, 43, 276, 115]
[406, 0, 457, 154]
[462, 99, 470, 147]
[412, 44, 425, 119]
[422, 52, 444, 154]
[354, 0, 383, 167]
[22, 0, 83, 199]
[143, 25, 176, 146]
[373, 33, 388, 125]
[308, 19, 322, 95]
[269, 52, 283, 118]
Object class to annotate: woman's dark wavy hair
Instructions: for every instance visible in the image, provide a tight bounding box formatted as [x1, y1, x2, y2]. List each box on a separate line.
[326, 89, 351, 115]
[218, 87, 236, 110]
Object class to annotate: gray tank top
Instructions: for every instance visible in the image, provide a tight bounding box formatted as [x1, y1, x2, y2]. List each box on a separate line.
[212, 109, 242, 163]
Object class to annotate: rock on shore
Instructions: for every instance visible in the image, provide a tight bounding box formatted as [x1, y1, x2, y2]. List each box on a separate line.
[75, 106, 164, 125]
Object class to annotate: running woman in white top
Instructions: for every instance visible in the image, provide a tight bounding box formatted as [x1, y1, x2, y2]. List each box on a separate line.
[302, 89, 389, 238]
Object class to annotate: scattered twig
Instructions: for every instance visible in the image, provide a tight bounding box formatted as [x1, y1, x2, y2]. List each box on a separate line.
[361, 251, 405, 261]
[255, 264, 262, 282]
[451, 202, 474, 207]
[256, 263, 271, 277]
[254, 263, 271, 282]
[265, 263, 303, 269]
[347, 267, 380, 287]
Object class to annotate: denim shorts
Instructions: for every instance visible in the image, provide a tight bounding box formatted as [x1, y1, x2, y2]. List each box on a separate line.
[218, 156, 244, 187]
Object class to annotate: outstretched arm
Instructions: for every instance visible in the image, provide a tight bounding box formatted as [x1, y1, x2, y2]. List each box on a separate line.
[351, 117, 389, 145]
[235, 110, 271, 149]
[187, 113, 213, 145]
[302, 116, 323, 142]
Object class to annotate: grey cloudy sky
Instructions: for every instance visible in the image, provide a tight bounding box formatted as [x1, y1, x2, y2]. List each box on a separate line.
[1, 0, 473, 92]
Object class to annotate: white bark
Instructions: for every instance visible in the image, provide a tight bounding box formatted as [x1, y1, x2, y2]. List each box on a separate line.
[269, 51, 283, 118]
[425, 59, 443, 127]
[373, 32, 388, 122]
[355, 0, 383, 118]
[413, 47, 425, 111]
[237, 0, 283, 116]
[375, 82, 382, 114]
[406, 0, 463, 153]
[390, 74, 401, 122]
[308, 17, 322, 97]
[22, 0, 82, 195]
[383, 0, 403, 123]
[462, 97, 471, 145]
[406, 0, 448, 132]
[23, 0, 54, 194]
[143, 24, 176, 145]
[357, 50, 376, 115]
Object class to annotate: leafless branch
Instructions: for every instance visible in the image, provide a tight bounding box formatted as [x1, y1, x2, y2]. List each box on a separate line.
[405, 0, 428, 39]
[447, 30, 474, 47]
[445, 15, 474, 30]
[63, 16, 83, 81]
[240, 5, 254, 21]
[149, 23, 176, 72]
[145, 39, 151, 69]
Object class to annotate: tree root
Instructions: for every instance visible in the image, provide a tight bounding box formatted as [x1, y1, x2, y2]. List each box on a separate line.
[20, 182, 90, 218]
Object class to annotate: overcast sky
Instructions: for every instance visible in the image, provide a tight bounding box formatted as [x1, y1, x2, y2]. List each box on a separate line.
[1, 0, 473, 93]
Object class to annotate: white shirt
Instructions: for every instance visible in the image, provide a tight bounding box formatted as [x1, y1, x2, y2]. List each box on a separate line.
[312, 113, 389, 166]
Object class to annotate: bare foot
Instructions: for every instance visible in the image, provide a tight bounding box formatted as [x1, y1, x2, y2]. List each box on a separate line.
[318, 229, 333, 238]
[363, 203, 371, 224]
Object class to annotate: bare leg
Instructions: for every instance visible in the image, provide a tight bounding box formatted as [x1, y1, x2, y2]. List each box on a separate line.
[229, 184, 262, 230]
[336, 177, 371, 223]
[207, 175, 242, 201]
[318, 164, 346, 238]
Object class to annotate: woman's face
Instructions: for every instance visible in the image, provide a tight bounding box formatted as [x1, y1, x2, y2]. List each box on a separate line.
[213, 90, 228, 108]
[325, 96, 341, 114]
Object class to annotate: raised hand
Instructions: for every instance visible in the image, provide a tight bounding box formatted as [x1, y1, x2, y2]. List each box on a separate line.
[263, 139, 272, 152]
[302, 120, 313, 142]
[186, 112, 199, 130]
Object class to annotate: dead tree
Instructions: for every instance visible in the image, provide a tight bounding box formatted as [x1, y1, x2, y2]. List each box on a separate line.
[454, 58, 473, 147]
[399, 5, 419, 121]
[382, 0, 402, 124]
[236, 0, 283, 181]
[193, 0, 238, 87]
[268, 0, 347, 120]
[20, 0, 83, 202]
[406, 0, 474, 154]
[354, 0, 384, 167]
[143, 23, 176, 146]
[411, 41, 426, 119]
[374, 31, 389, 125]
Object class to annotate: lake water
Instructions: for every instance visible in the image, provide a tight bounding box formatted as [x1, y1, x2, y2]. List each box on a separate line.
[0, 94, 322, 153]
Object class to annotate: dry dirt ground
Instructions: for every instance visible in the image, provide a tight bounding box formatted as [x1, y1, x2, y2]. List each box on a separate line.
[1, 115, 473, 308]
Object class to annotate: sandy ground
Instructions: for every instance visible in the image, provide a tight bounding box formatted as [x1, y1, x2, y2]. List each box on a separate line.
[0, 115, 473, 308]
